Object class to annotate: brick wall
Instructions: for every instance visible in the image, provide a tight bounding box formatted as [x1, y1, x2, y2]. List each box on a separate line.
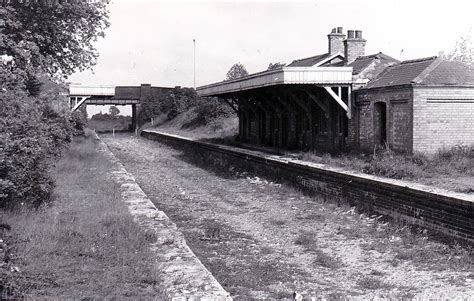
[413, 86, 474, 153]
[354, 87, 413, 152]
[141, 130, 474, 243]
[347, 102, 358, 147]
[391, 101, 411, 150]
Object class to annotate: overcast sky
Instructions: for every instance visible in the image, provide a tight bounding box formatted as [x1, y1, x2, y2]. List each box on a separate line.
[70, 0, 474, 87]
[70, 0, 473, 115]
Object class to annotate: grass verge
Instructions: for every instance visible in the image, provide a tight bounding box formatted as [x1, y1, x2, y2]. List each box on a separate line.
[0, 130, 160, 299]
[299, 143, 474, 193]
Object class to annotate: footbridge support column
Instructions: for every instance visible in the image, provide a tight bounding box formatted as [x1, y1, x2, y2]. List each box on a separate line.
[131, 104, 137, 132]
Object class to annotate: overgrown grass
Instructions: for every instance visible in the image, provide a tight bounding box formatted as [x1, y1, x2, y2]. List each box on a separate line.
[0, 131, 160, 298]
[299, 143, 474, 193]
[359, 218, 473, 271]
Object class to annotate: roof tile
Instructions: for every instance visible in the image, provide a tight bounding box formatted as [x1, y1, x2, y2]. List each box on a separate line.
[364, 56, 437, 89]
[418, 60, 474, 86]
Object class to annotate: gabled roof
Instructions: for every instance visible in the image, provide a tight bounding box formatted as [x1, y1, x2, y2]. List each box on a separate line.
[287, 53, 329, 67]
[364, 56, 438, 89]
[364, 56, 474, 89]
[287, 53, 344, 67]
[418, 60, 474, 86]
[349, 52, 399, 75]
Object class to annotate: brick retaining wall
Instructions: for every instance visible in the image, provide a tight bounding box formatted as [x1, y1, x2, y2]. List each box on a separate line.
[142, 130, 474, 243]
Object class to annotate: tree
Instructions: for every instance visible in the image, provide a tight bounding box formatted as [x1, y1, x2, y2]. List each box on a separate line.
[448, 30, 474, 65]
[226, 63, 249, 80]
[0, 1, 110, 86]
[109, 106, 120, 118]
[267, 62, 286, 70]
[138, 87, 198, 124]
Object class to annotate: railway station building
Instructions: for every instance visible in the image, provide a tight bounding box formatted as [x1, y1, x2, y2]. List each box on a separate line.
[197, 27, 474, 154]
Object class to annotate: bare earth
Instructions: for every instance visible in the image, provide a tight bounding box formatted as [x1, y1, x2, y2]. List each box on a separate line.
[102, 134, 473, 300]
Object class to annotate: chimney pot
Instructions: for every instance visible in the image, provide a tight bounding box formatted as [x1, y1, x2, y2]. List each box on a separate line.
[344, 29, 366, 65]
[328, 27, 345, 55]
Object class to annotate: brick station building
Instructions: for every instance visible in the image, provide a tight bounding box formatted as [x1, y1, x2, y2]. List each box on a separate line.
[197, 27, 474, 154]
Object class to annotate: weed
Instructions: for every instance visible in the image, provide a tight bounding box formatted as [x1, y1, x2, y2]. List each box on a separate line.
[369, 269, 386, 276]
[294, 231, 317, 247]
[336, 226, 363, 239]
[356, 276, 394, 290]
[313, 249, 343, 269]
[298, 212, 326, 222]
[144, 229, 158, 243]
[268, 219, 286, 226]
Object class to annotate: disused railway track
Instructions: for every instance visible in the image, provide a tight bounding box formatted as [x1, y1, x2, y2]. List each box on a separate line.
[102, 133, 473, 299]
[141, 130, 474, 243]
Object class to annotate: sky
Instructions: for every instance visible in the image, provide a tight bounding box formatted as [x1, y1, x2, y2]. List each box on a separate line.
[70, 0, 474, 115]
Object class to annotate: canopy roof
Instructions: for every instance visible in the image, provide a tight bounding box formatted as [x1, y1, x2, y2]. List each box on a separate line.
[197, 66, 353, 97]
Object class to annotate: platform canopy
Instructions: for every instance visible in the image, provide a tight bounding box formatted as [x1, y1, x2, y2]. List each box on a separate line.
[197, 66, 353, 97]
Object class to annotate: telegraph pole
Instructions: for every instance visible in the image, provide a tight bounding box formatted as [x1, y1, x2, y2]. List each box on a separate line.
[193, 39, 196, 91]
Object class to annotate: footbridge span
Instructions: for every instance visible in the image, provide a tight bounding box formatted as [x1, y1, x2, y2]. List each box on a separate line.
[68, 84, 172, 130]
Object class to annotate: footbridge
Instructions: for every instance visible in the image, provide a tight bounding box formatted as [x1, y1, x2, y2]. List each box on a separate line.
[68, 84, 172, 130]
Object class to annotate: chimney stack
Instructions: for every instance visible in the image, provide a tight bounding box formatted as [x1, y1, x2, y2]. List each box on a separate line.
[327, 27, 345, 55]
[344, 29, 366, 65]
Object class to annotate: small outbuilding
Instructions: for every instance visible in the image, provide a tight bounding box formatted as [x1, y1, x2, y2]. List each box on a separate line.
[353, 57, 474, 153]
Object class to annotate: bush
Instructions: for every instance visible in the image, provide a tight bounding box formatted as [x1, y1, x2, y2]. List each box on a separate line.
[0, 88, 72, 208]
[138, 87, 203, 125]
[91, 112, 115, 121]
[181, 97, 235, 130]
[70, 110, 88, 136]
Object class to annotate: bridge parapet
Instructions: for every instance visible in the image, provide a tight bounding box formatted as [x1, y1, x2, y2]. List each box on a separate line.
[69, 84, 115, 96]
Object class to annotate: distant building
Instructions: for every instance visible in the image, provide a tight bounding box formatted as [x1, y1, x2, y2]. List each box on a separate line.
[197, 27, 474, 154]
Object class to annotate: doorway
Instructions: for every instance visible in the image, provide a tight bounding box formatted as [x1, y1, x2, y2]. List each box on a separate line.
[374, 102, 387, 146]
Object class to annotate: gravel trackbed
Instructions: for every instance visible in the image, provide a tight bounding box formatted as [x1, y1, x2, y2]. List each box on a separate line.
[102, 134, 473, 300]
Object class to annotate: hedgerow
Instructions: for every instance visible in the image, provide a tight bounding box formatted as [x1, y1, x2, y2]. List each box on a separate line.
[0, 1, 109, 208]
[0, 84, 74, 208]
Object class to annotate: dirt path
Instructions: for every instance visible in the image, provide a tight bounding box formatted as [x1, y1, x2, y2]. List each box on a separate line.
[102, 134, 473, 300]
